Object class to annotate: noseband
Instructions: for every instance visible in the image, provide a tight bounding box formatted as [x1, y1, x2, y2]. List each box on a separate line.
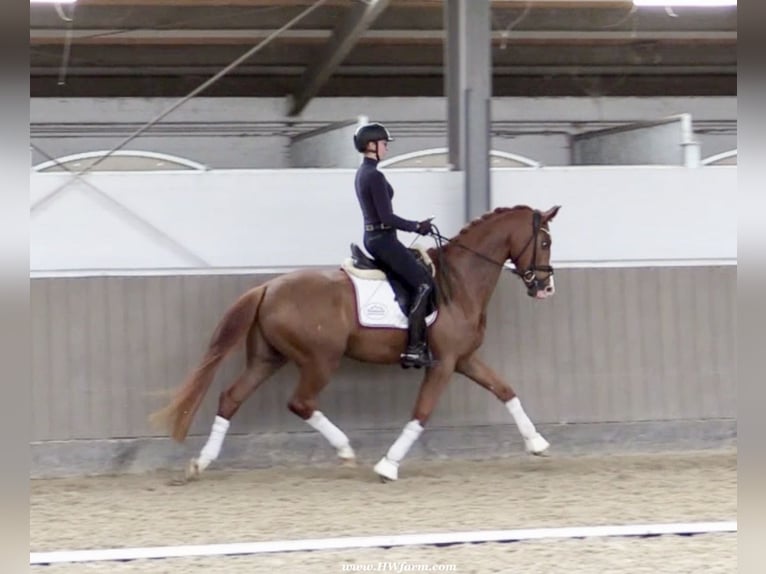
[430, 210, 554, 289]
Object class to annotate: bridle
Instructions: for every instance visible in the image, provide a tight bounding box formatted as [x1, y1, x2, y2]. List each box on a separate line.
[430, 210, 554, 291]
[510, 210, 554, 292]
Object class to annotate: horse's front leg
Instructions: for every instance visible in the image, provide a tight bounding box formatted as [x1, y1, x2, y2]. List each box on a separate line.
[456, 353, 550, 455]
[374, 358, 456, 482]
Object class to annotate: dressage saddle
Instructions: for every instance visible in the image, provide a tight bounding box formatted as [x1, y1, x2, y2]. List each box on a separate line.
[347, 243, 437, 319]
[349, 243, 379, 270]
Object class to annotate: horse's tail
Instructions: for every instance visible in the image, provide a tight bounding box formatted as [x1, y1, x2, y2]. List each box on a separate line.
[150, 285, 267, 442]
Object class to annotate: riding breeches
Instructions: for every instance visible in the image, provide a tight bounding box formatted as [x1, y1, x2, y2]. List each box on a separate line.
[363, 229, 432, 293]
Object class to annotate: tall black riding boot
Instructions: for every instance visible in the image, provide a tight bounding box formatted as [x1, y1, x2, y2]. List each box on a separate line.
[400, 284, 436, 369]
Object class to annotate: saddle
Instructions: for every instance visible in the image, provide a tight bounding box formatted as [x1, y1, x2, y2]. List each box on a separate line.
[342, 243, 437, 317]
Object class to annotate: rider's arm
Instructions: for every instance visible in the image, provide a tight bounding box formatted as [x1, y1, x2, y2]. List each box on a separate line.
[369, 172, 419, 233]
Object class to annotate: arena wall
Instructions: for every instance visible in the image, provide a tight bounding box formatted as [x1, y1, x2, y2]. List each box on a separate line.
[31, 167, 735, 272]
[30, 165, 736, 476]
[32, 266, 735, 440]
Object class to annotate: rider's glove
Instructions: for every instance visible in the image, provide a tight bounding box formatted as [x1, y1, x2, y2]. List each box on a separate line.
[415, 219, 434, 236]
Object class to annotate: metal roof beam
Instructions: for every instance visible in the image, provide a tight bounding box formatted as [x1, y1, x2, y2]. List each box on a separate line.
[29, 64, 739, 76]
[287, 0, 391, 116]
[30, 29, 737, 45]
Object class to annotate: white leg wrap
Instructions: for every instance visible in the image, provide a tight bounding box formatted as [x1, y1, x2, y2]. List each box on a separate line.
[374, 420, 424, 481]
[306, 411, 354, 458]
[386, 419, 424, 463]
[506, 397, 536, 438]
[506, 397, 550, 455]
[197, 416, 230, 471]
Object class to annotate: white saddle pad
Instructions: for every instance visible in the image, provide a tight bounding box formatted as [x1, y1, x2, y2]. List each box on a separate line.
[343, 269, 438, 329]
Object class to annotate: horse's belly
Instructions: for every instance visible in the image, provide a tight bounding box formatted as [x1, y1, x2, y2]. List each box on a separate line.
[345, 327, 407, 365]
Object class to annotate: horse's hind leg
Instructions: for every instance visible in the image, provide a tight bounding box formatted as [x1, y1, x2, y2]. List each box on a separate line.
[187, 359, 283, 479]
[456, 353, 549, 455]
[187, 330, 285, 479]
[287, 361, 356, 465]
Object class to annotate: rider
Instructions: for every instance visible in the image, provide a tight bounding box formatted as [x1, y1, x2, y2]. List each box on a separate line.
[353, 121, 436, 369]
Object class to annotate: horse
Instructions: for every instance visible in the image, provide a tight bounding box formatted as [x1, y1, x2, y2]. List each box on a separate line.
[150, 204, 561, 481]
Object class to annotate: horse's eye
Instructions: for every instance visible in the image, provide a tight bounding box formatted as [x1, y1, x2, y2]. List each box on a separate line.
[541, 240, 550, 249]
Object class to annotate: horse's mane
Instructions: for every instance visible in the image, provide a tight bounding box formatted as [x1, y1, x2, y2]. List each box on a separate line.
[452, 205, 530, 244]
[429, 205, 532, 306]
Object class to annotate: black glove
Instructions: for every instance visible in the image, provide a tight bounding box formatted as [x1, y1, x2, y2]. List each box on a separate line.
[415, 219, 434, 235]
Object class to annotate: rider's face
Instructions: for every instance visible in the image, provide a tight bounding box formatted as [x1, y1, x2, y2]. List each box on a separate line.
[368, 140, 389, 158]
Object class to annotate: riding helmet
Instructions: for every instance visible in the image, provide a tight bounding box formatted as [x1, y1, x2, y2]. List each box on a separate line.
[353, 122, 394, 152]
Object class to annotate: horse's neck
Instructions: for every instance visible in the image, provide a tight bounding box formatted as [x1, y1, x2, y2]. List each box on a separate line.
[439, 222, 509, 315]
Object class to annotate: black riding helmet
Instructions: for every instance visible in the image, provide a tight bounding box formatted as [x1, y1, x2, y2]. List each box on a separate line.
[353, 122, 394, 153]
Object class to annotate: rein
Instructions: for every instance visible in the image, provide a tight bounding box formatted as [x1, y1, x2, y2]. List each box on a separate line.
[429, 210, 554, 289]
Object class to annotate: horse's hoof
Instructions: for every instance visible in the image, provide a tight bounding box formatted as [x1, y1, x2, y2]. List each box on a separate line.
[373, 457, 399, 481]
[185, 459, 202, 481]
[338, 444, 355, 459]
[525, 434, 550, 456]
[338, 445, 356, 467]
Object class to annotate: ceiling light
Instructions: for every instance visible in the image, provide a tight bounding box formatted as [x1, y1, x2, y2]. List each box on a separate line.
[633, 0, 736, 6]
[30, 0, 77, 4]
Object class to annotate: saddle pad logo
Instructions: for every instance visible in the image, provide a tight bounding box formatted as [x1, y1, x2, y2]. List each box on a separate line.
[363, 303, 388, 320]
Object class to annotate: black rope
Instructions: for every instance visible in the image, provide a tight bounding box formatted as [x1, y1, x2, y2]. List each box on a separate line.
[428, 213, 551, 281]
[427, 224, 455, 303]
[429, 225, 517, 274]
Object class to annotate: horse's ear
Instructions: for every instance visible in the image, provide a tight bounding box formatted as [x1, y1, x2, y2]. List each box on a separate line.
[542, 205, 561, 223]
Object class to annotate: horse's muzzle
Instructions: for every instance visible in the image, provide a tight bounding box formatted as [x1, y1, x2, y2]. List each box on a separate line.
[528, 275, 555, 299]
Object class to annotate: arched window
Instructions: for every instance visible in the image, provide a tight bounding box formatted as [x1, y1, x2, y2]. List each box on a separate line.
[33, 150, 208, 172]
[701, 150, 737, 166]
[379, 148, 541, 169]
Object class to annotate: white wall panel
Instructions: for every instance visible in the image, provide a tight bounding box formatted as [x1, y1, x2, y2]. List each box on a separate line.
[31, 166, 736, 273]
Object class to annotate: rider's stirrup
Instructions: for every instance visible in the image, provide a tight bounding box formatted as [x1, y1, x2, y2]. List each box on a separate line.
[400, 345, 436, 369]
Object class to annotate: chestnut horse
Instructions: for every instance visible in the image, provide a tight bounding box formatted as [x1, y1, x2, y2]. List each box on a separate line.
[151, 204, 560, 481]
